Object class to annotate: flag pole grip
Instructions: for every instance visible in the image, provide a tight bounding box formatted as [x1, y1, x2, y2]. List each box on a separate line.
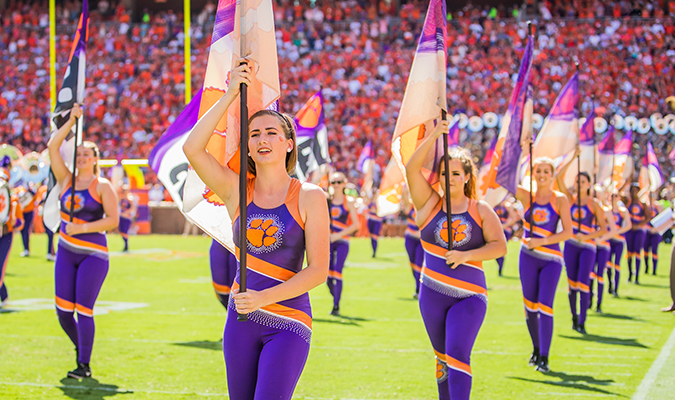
[69, 116, 80, 223]
[441, 110, 453, 256]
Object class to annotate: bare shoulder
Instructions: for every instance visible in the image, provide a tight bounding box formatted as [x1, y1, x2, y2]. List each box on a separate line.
[299, 182, 328, 205]
[476, 200, 495, 215]
[96, 177, 115, 192]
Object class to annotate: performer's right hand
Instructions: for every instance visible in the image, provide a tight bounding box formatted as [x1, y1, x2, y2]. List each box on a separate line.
[69, 103, 83, 121]
[431, 118, 450, 139]
[523, 237, 544, 249]
[227, 58, 253, 97]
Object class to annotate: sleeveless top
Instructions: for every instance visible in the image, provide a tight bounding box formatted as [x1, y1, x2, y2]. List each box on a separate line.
[629, 201, 646, 230]
[232, 178, 312, 343]
[419, 199, 487, 304]
[521, 192, 564, 264]
[330, 201, 350, 243]
[610, 205, 626, 242]
[405, 207, 420, 238]
[59, 178, 108, 260]
[366, 202, 382, 223]
[569, 196, 597, 249]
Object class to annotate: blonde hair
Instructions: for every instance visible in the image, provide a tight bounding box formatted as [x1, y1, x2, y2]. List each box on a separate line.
[532, 157, 555, 174]
[247, 110, 298, 176]
[81, 141, 100, 176]
[438, 147, 478, 200]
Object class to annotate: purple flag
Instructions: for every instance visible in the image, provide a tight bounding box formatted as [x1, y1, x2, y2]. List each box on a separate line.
[357, 141, 373, 173]
[579, 107, 596, 144]
[494, 38, 534, 196]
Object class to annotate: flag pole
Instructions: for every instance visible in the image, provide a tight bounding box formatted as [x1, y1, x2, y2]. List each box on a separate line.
[69, 116, 81, 222]
[441, 109, 453, 252]
[591, 94, 597, 197]
[576, 62, 581, 235]
[49, 0, 56, 111]
[237, 0, 249, 322]
[528, 21, 534, 239]
[184, 0, 192, 104]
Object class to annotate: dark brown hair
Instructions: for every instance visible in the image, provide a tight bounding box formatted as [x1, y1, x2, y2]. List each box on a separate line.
[247, 110, 298, 176]
[438, 147, 478, 200]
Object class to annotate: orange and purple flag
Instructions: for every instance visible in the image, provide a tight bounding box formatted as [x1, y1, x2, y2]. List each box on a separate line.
[596, 126, 616, 188]
[379, 0, 447, 216]
[612, 130, 634, 191]
[294, 91, 330, 182]
[182, 0, 281, 252]
[639, 142, 663, 193]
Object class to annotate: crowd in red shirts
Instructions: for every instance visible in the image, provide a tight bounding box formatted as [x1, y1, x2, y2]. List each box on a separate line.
[1, 0, 674, 185]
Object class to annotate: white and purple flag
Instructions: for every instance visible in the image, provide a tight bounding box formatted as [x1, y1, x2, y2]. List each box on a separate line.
[613, 130, 634, 191]
[481, 35, 534, 206]
[639, 142, 663, 193]
[596, 126, 616, 188]
[562, 107, 596, 189]
[532, 73, 579, 161]
[294, 91, 331, 182]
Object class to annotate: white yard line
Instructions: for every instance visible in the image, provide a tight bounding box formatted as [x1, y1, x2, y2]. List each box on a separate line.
[632, 322, 675, 400]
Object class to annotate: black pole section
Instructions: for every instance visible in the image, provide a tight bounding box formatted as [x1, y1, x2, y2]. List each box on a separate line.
[237, 65, 249, 322]
[69, 116, 80, 223]
[576, 62, 581, 235]
[528, 21, 534, 239]
[441, 109, 453, 251]
[327, 169, 333, 234]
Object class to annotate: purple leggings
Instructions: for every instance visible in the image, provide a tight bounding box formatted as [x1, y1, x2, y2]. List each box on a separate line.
[626, 229, 647, 282]
[644, 232, 662, 275]
[563, 241, 596, 326]
[0, 234, 13, 302]
[592, 246, 610, 308]
[519, 250, 562, 357]
[367, 219, 383, 256]
[496, 230, 512, 275]
[222, 309, 310, 400]
[608, 239, 624, 294]
[21, 210, 33, 252]
[404, 235, 423, 294]
[419, 285, 487, 400]
[55, 246, 109, 364]
[209, 240, 237, 308]
[44, 221, 55, 255]
[327, 241, 349, 308]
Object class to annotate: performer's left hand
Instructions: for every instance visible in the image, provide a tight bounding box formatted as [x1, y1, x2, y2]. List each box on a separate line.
[65, 223, 85, 236]
[524, 237, 545, 249]
[232, 288, 268, 314]
[444, 250, 470, 268]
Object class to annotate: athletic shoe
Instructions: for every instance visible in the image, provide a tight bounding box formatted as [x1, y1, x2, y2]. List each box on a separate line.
[588, 294, 594, 309]
[635, 279, 640, 285]
[330, 307, 340, 316]
[19, 250, 29, 257]
[67, 363, 91, 379]
[576, 324, 587, 334]
[608, 282, 614, 295]
[628, 272, 633, 282]
[0, 298, 8, 308]
[596, 306, 603, 314]
[46, 254, 56, 262]
[572, 315, 579, 331]
[535, 356, 550, 373]
[528, 349, 540, 367]
[413, 293, 419, 300]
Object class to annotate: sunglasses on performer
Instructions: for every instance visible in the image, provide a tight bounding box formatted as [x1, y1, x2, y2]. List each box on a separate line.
[331, 180, 344, 185]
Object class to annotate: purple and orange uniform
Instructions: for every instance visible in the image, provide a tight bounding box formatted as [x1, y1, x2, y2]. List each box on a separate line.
[608, 208, 626, 294]
[224, 178, 311, 400]
[418, 199, 488, 400]
[54, 178, 110, 365]
[327, 201, 350, 309]
[0, 193, 24, 303]
[519, 192, 564, 359]
[366, 202, 383, 256]
[626, 201, 647, 282]
[404, 207, 423, 294]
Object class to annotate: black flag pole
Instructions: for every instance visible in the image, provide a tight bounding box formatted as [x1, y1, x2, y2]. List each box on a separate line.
[69, 114, 81, 223]
[527, 21, 534, 239]
[237, 1, 249, 322]
[441, 109, 453, 252]
[576, 62, 582, 235]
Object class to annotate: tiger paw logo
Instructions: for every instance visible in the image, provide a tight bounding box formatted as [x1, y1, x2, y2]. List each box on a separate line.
[631, 205, 641, 215]
[331, 207, 343, 219]
[246, 214, 284, 254]
[64, 193, 85, 213]
[436, 359, 449, 383]
[571, 206, 587, 222]
[436, 216, 471, 248]
[532, 207, 550, 225]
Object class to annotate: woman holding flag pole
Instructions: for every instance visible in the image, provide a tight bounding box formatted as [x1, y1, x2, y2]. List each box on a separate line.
[408, 116, 506, 399]
[183, 60, 329, 400]
[608, 192, 632, 296]
[48, 103, 120, 379]
[625, 183, 651, 285]
[556, 150, 608, 334]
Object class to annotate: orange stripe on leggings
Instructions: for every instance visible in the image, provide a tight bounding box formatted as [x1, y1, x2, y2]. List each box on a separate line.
[523, 297, 538, 312]
[410, 263, 422, 273]
[538, 303, 554, 315]
[446, 355, 472, 376]
[567, 279, 579, 290]
[76, 303, 94, 317]
[578, 282, 590, 293]
[212, 282, 231, 295]
[55, 296, 75, 311]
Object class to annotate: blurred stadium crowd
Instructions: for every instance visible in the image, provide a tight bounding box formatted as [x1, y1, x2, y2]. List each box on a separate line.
[1, 0, 675, 188]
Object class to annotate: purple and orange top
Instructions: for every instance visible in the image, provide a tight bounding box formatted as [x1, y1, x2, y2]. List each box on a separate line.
[522, 192, 564, 263]
[59, 178, 108, 259]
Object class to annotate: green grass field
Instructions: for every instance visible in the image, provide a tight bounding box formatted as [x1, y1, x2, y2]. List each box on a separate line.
[1, 234, 675, 399]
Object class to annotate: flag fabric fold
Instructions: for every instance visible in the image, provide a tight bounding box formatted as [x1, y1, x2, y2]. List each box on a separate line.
[532, 73, 579, 161]
[639, 142, 663, 193]
[379, 0, 447, 216]
[612, 130, 634, 191]
[149, 89, 203, 209]
[480, 35, 534, 206]
[478, 135, 498, 200]
[562, 107, 596, 189]
[182, 0, 281, 252]
[294, 91, 331, 182]
[43, 0, 89, 232]
[596, 126, 616, 188]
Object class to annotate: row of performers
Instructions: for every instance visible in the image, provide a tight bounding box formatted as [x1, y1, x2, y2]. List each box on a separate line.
[13, 95, 673, 399]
